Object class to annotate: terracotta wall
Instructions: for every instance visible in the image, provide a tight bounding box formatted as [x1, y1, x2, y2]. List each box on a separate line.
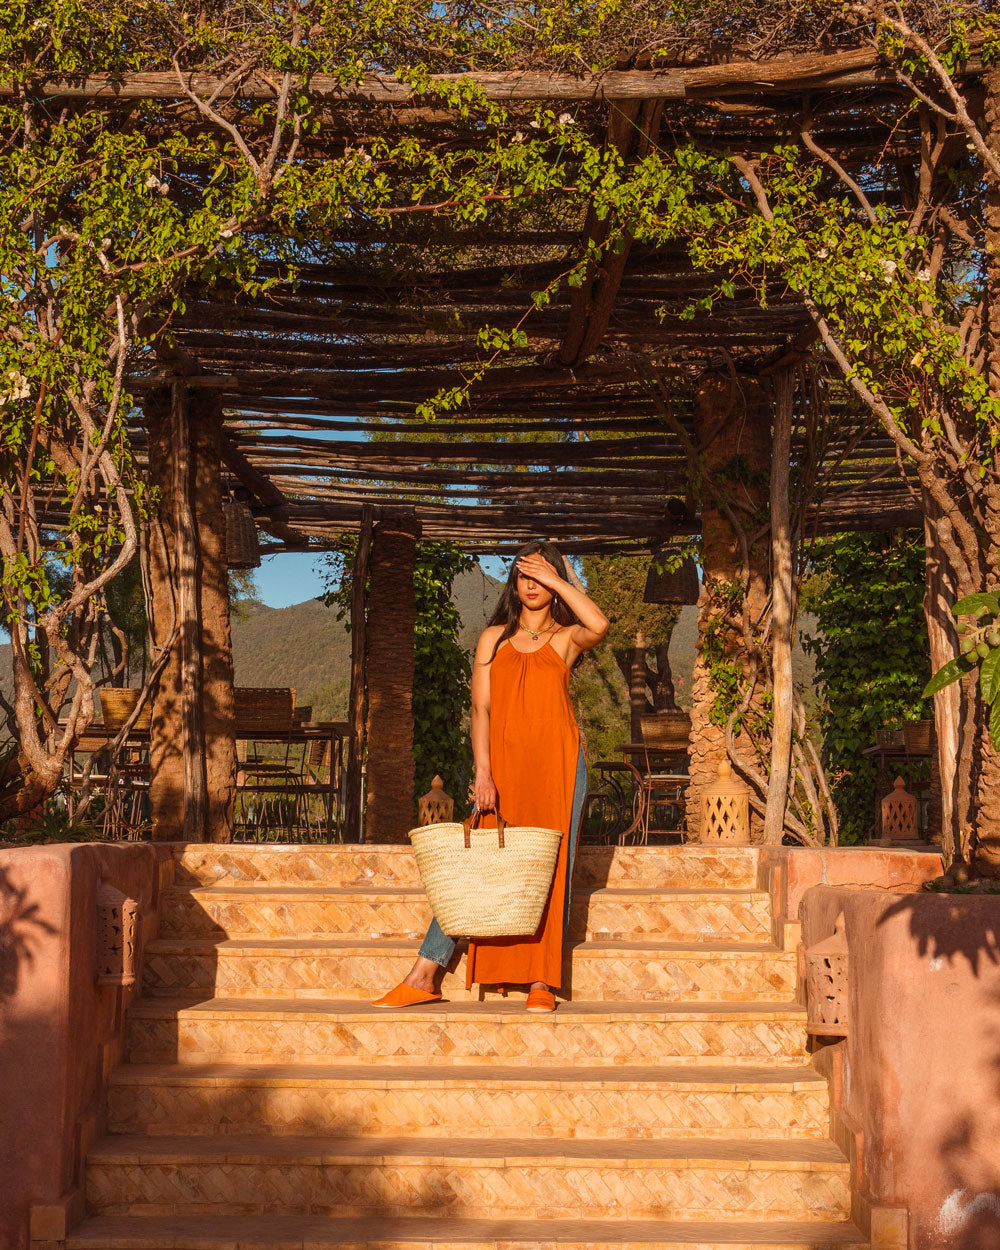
[802, 884, 1000, 1250]
[760, 845, 942, 943]
[0, 843, 170, 1250]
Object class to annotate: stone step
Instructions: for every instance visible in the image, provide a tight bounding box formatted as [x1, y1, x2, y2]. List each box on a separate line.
[67, 1212, 871, 1249]
[157, 886, 775, 944]
[125, 997, 812, 1068]
[172, 844, 762, 891]
[106, 1062, 829, 1141]
[86, 1134, 852, 1222]
[141, 938, 796, 1003]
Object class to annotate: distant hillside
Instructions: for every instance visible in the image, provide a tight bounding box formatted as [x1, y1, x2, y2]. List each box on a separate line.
[230, 566, 505, 720]
[1, 578, 817, 733]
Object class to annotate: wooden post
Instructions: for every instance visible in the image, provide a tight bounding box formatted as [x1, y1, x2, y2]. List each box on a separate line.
[191, 394, 237, 843]
[170, 381, 208, 840]
[365, 513, 420, 844]
[146, 389, 185, 839]
[629, 630, 647, 744]
[763, 370, 795, 844]
[345, 506, 373, 843]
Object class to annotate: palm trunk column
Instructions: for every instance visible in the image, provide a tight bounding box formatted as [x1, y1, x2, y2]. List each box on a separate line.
[685, 373, 771, 839]
[364, 514, 420, 843]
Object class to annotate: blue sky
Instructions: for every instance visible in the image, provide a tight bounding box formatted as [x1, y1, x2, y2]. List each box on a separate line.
[254, 550, 508, 608]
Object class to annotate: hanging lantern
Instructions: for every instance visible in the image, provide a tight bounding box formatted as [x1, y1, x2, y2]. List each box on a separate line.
[701, 759, 751, 844]
[805, 914, 849, 1037]
[644, 548, 700, 605]
[223, 498, 261, 569]
[881, 776, 918, 842]
[418, 775, 454, 826]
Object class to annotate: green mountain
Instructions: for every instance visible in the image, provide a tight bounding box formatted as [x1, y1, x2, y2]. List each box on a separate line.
[2, 571, 816, 759]
[230, 566, 506, 721]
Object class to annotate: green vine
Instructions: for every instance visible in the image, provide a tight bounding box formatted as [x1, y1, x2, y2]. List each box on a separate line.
[801, 533, 930, 843]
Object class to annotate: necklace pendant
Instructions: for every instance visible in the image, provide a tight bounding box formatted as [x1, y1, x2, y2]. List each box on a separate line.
[531, 632, 538, 641]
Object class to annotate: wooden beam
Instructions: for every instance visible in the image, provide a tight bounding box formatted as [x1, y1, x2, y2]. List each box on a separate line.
[3, 48, 984, 105]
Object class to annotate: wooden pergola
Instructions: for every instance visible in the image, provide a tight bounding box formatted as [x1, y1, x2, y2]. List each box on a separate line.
[29, 43, 969, 844]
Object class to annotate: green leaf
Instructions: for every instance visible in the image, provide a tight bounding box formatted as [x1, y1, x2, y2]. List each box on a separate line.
[991, 698, 1000, 753]
[954, 592, 1000, 617]
[923, 657, 967, 698]
[982, 647, 1000, 704]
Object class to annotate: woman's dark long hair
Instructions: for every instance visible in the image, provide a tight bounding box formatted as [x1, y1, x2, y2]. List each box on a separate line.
[488, 540, 577, 661]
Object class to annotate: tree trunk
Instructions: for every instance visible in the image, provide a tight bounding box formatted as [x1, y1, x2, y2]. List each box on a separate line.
[763, 371, 795, 844]
[973, 65, 1000, 872]
[651, 641, 678, 711]
[364, 515, 420, 843]
[686, 373, 771, 839]
[922, 503, 961, 859]
[147, 385, 235, 843]
[191, 395, 237, 844]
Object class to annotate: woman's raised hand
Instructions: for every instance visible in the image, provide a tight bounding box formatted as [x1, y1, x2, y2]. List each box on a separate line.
[516, 552, 564, 591]
[474, 772, 499, 812]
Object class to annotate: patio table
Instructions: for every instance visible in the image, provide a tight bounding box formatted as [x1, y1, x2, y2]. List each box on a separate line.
[64, 719, 350, 840]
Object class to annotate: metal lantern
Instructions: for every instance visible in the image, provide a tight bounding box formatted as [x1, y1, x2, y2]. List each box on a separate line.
[96, 881, 139, 988]
[881, 776, 918, 842]
[223, 498, 261, 569]
[805, 914, 849, 1037]
[644, 548, 700, 605]
[418, 775, 454, 826]
[701, 759, 751, 844]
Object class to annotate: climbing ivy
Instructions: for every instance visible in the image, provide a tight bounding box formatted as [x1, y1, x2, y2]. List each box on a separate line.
[801, 534, 930, 843]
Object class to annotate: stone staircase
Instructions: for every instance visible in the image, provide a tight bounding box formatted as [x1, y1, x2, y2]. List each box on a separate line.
[67, 844, 868, 1249]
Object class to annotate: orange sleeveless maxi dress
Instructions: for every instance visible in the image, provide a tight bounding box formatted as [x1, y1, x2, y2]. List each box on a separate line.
[464, 638, 583, 991]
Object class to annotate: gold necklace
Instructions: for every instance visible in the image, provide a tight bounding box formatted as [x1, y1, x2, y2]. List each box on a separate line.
[518, 617, 556, 642]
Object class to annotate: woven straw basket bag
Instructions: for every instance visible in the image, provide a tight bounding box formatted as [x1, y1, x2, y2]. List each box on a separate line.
[408, 808, 563, 939]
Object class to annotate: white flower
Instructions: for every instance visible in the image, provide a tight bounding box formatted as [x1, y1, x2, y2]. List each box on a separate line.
[0, 371, 30, 405]
[513, 130, 525, 143]
[101, 237, 111, 249]
[557, 112, 575, 125]
[858, 270, 869, 280]
[817, 248, 829, 260]
[220, 227, 234, 239]
[916, 267, 933, 282]
[880, 258, 898, 281]
[529, 119, 542, 130]
[144, 173, 160, 190]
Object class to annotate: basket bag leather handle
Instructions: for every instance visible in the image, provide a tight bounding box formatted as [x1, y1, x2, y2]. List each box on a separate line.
[463, 806, 506, 850]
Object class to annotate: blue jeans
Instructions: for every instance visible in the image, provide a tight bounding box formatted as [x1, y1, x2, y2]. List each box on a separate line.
[417, 747, 588, 968]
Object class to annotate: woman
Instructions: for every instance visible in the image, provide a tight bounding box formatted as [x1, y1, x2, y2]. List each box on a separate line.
[372, 540, 609, 1012]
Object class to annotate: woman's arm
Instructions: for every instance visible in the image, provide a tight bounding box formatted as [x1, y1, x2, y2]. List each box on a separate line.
[470, 626, 502, 810]
[516, 552, 609, 665]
